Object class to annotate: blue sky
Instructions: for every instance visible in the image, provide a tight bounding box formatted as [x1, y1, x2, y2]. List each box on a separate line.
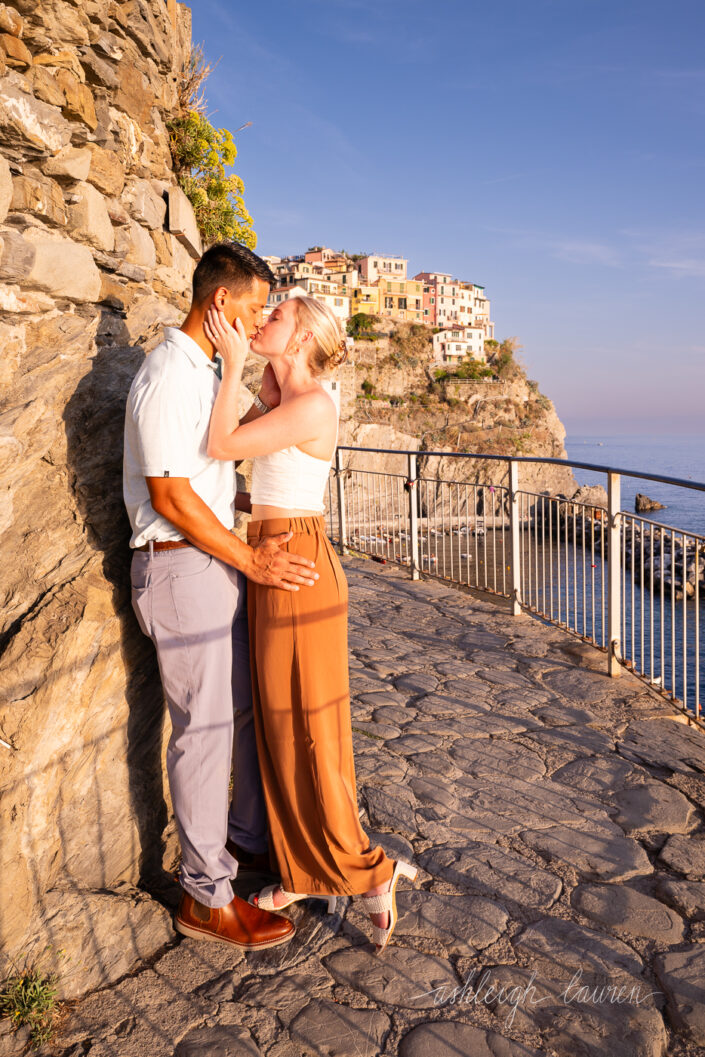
[190, 0, 704, 435]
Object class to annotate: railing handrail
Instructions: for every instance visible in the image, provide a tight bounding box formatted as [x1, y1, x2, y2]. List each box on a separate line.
[336, 446, 705, 494]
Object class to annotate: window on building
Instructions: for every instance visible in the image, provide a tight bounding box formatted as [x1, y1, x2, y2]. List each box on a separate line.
[385, 296, 394, 309]
[335, 298, 342, 306]
[415, 299, 421, 309]
[430, 297, 435, 304]
[398, 297, 407, 309]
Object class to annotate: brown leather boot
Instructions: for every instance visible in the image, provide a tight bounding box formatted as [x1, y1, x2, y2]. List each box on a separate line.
[174, 891, 294, 950]
[225, 837, 273, 873]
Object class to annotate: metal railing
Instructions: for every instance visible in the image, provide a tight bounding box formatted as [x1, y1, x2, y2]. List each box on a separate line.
[327, 446, 705, 724]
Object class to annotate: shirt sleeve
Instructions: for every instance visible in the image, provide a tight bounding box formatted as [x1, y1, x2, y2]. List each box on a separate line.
[129, 369, 202, 479]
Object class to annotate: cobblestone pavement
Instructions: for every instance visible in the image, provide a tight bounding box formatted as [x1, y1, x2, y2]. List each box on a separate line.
[32, 558, 705, 1056]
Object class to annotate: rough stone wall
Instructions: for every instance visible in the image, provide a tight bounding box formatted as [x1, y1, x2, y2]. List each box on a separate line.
[0, 0, 200, 979]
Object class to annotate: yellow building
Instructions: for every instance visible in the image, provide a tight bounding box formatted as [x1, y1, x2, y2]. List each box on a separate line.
[377, 278, 424, 322]
[351, 282, 379, 316]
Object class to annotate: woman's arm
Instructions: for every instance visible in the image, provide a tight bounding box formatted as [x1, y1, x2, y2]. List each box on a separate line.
[205, 308, 336, 461]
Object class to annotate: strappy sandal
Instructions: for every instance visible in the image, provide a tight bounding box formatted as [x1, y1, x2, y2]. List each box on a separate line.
[248, 884, 337, 914]
[360, 860, 417, 953]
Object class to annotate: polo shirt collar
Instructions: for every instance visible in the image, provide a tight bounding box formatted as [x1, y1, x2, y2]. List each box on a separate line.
[163, 326, 220, 374]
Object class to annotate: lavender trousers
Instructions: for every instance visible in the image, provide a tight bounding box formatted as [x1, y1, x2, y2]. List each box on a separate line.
[130, 544, 268, 908]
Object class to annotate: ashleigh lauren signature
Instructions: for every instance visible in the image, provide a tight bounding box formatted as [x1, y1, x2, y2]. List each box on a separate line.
[412, 968, 663, 1029]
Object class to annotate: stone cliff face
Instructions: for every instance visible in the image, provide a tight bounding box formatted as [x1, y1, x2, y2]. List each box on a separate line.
[0, 0, 199, 993]
[336, 328, 577, 498]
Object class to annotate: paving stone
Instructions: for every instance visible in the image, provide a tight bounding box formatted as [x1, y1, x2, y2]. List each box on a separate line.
[238, 966, 331, 1025]
[450, 737, 546, 781]
[323, 946, 459, 1008]
[460, 629, 510, 649]
[532, 702, 599, 726]
[395, 889, 508, 953]
[363, 828, 414, 862]
[655, 878, 705, 922]
[363, 784, 417, 835]
[394, 671, 440, 694]
[372, 704, 417, 726]
[526, 726, 615, 758]
[484, 965, 667, 1057]
[472, 649, 518, 670]
[611, 780, 695, 835]
[406, 750, 464, 780]
[59, 969, 216, 1052]
[446, 712, 540, 738]
[513, 916, 643, 981]
[414, 691, 490, 715]
[659, 833, 705, 878]
[654, 943, 705, 1044]
[153, 942, 245, 994]
[520, 820, 653, 882]
[552, 755, 636, 795]
[618, 718, 705, 775]
[571, 884, 685, 943]
[478, 669, 535, 688]
[356, 691, 412, 712]
[457, 774, 612, 831]
[419, 842, 562, 909]
[408, 774, 460, 816]
[288, 997, 390, 1057]
[352, 719, 402, 740]
[542, 667, 611, 703]
[388, 732, 441, 754]
[398, 1021, 542, 1057]
[243, 897, 343, 975]
[495, 686, 553, 708]
[174, 1025, 260, 1057]
[354, 752, 409, 784]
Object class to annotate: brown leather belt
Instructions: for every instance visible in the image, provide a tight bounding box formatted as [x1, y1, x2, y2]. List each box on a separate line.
[136, 540, 192, 552]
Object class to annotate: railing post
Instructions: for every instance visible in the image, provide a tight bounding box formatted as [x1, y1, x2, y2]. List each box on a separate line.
[408, 452, 420, 581]
[607, 471, 621, 678]
[335, 448, 348, 555]
[508, 458, 521, 615]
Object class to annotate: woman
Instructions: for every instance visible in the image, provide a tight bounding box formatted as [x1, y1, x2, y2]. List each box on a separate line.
[204, 295, 416, 953]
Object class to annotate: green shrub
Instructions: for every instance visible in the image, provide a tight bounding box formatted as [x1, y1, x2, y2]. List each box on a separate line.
[167, 46, 256, 247]
[1, 962, 58, 1047]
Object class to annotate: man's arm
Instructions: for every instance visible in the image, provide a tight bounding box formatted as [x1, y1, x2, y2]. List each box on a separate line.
[147, 477, 317, 591]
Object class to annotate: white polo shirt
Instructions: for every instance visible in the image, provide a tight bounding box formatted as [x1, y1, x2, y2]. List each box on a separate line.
[123, 327, 235, 548]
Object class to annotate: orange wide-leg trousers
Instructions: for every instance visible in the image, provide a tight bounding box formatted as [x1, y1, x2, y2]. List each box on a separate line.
[246, 516, 394, 896]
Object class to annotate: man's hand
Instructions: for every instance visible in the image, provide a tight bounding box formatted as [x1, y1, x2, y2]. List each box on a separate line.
[246, 532, 318, 591]
[146, 477, 318, 590]
[259, 362, 281, 409]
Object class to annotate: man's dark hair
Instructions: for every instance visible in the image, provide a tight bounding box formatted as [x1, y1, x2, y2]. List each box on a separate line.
[192, 242, 275, 304]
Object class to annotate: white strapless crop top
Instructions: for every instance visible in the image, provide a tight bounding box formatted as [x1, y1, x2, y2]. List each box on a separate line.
[250, 444, 333, 513]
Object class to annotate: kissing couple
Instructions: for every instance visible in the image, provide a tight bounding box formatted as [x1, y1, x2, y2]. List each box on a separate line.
[123, 242, 417, 955]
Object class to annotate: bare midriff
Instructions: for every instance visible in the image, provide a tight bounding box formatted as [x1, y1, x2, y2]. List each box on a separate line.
[251, 504, 323, 520]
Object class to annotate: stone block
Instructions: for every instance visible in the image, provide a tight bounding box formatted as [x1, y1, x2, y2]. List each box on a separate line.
[114, 217, 156, 270]
[168, 185, 202, 259]
[44, 145, 92, 182]
[659, 833, 705, 878]
[0, 5, 23, 38]
[0, 79, 71, 156]
[27, 64, 66, 108]
[0, 228, 35, 282]
[571, 883, 685, 943]
[56, 68, 97, 129]
[123, 178, 166, 229]
[24, 883, 173, 1000]
[86, 143, 125, 196]
[67, 180, 114, 251]
[655, 944, 705, 1044]
[78, 44, 118, 88]
[22, 230, 101, 301]
[0, 32, 31, 68]
[115, 63, 155, 125]
[10, 169, 67, 226]
[32, 48, 85, 81]
[0, 282, 54, 313]
[290, 997, 391, 1057]
[0, 153, 11, 222]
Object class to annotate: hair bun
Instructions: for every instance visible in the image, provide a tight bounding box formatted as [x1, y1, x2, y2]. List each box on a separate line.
[332, 336, 348, 367]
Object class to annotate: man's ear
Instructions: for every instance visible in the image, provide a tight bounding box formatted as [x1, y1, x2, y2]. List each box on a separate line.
[212, 285, 229, 311]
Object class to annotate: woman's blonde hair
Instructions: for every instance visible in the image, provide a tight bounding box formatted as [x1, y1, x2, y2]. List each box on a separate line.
[290, 295, 348, 375]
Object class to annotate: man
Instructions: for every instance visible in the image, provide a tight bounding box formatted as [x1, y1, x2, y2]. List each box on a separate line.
[123, 242, 318, 949]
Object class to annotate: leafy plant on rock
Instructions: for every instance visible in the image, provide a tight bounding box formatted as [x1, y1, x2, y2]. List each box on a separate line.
[167, 45, 256, 248]
[1, 960, 58, 1047]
